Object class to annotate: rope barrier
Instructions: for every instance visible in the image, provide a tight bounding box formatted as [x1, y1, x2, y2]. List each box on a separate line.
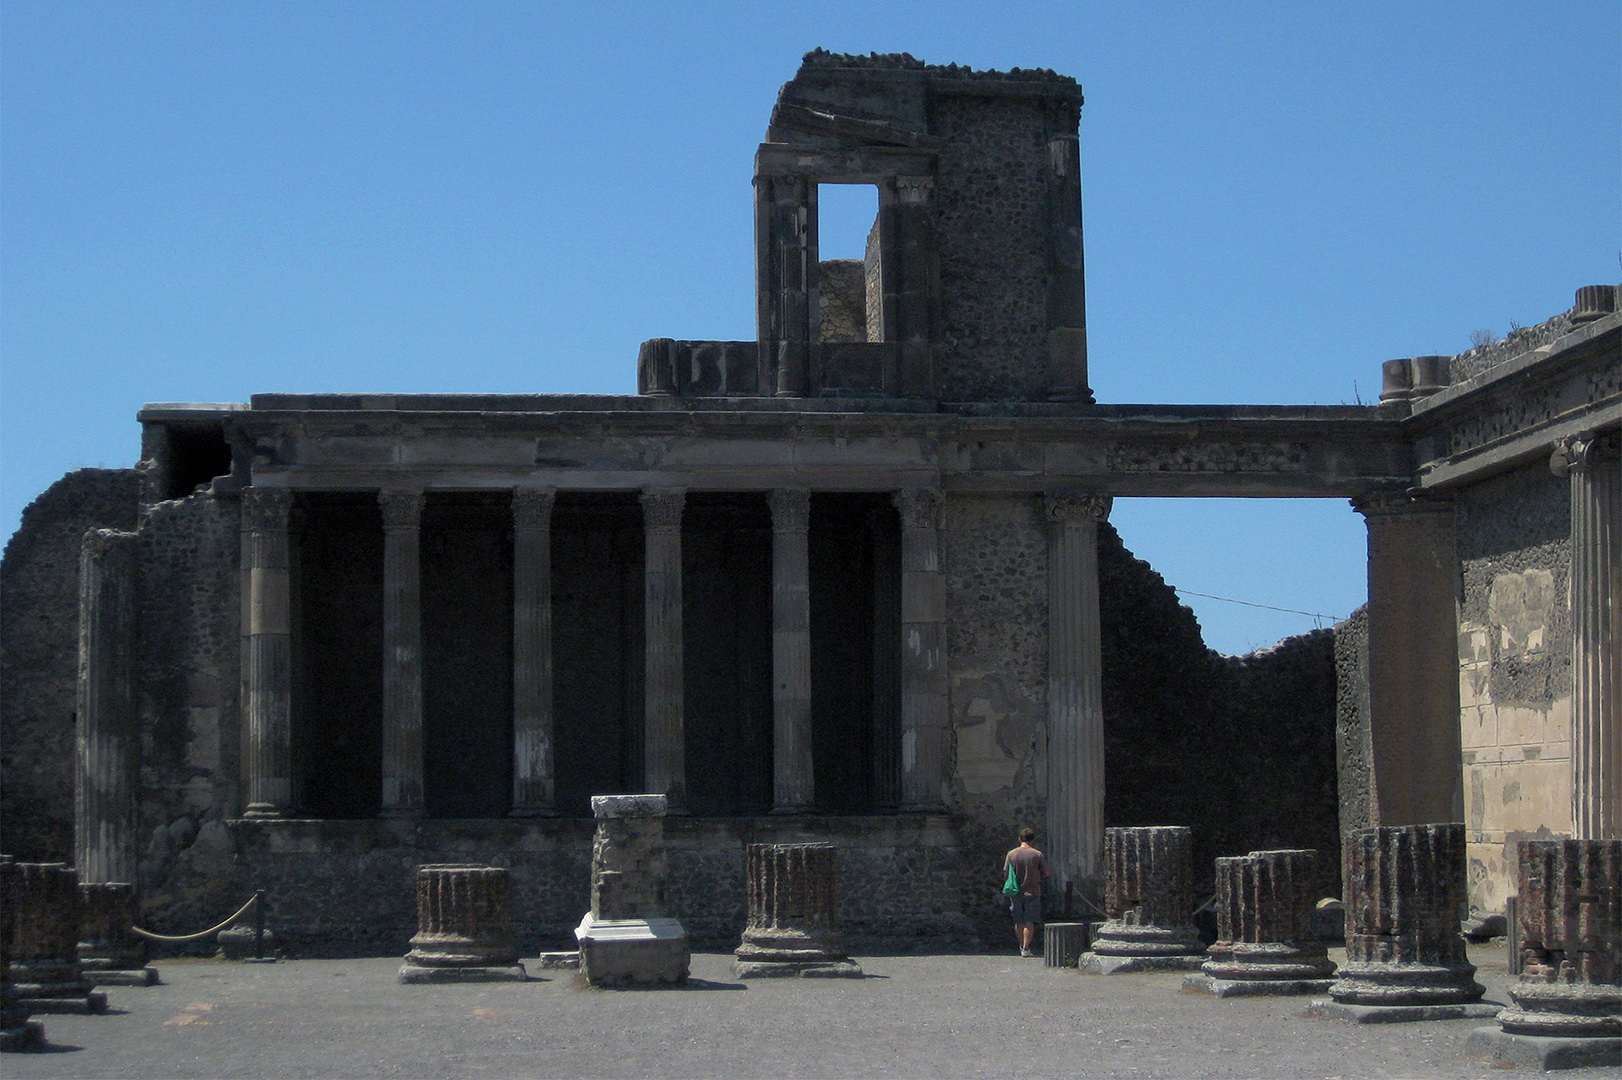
[131, 892, 258, 943]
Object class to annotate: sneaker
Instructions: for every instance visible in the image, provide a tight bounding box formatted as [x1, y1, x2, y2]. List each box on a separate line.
[1020, 947, 1034, 958]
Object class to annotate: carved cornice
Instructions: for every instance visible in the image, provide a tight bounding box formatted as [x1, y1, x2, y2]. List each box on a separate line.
[379, 489, 424, 531]
[1349, 490, 1453, 519]
[240, 487, 292, 532]
[511, 487, 556, 531]
[894, 487, 943, 530]
[640, 488, 686, 532]
[769, 488, 811, 532]
[1044, 491, 1112, 524]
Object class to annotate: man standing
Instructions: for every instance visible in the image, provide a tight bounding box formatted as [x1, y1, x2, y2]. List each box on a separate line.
[1003, 827, 1050, 957]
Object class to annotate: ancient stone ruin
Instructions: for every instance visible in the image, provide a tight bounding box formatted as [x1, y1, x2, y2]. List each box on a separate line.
[6, 862, 105, 1015]
[1467, 839, 1622, 1070]
[1310, 824, 1491, 1022]
[399, 864, 525, 984]
[1079, 826, 1204, 974]
[1186, 848, 1335, 997]
[734, 842, 861, 978]
[575, 795, 690, 987]
[77, 881, 156, 987]
[0, 857, 43, 1052]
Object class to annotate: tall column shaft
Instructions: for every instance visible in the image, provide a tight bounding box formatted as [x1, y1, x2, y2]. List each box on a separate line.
[869, 508, 902, 810]
[380, 489, 425, 817]
[511, 488, 556, 816]
[1044, 492, 1111, 899]
[770, 489, 813, 813]
[1553, 433, 1621, 840]
[642, 490, 686, 808]
[240, 488, 293, 818]
[893, 176, 936, 399]
[1045, 133, 1091, 402]
[75, 529, 139, 884]
[895, 488, 946, 812]
[1353, 493, 1461, 826]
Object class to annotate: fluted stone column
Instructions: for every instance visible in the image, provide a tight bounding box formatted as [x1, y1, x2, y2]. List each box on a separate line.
[1188, 849, 1334, 997]
[398, 865, 524, 983]
[892, 176, 937, 398]
[1551, 432, 1621, 842]
[770, 489, 814, 814]
[735, 843, 861, 978]
[241, 487, 294, 818]
[76, 529, 139, 885]
[896, 488, 947, 813]
[1313, 824, 1491, 1021]
[1466, 839, 1621, 1067]
[1352, 493, 1462, 827]
[77, 882, 155, 987]
[1081, 826, 1205, 974]
[1045, 491, 1111, 906]
[756, 175, 814, 397]
[511, 488, 556, 816]
[0, 857, 44, 1052]
[575, 794, 690, 986]
[8, 864, 104, 1015]
[641, 490, 686, 809]
[380, 489, 425, 817]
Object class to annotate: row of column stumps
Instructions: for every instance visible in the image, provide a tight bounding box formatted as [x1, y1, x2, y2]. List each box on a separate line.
[1184, 849, 1335, 997]
[398, 865, 524, 984]
[735, 843, 861, 978]
[1467, 839, 1622, 1069]
[233, 483, 961, 821]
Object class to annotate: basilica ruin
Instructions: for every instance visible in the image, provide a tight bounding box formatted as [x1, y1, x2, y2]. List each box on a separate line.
[2, 51, 1617, 956]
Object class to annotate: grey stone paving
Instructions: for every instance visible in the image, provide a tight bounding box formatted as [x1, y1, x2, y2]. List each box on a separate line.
[5, 944, 1607, 1079]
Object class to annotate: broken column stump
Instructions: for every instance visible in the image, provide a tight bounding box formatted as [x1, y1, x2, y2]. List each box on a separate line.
[734, 842, 861, 978]
[1466, 839, 1621, 1070]
[575, 794, 690, 986]
[1079, 826, 1205, 974]
[8, 863, 105, 1014]
[1, 857, 44, 1052]
[79, 882, 157, 987]
[399, 865, 526, 983]
[1309, 823, 1492, 1022]
[1043, 923, 1088, 968]
[1185, 849, 1335, 997]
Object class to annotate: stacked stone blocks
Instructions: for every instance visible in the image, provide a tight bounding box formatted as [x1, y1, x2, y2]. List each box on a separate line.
[735, 843, 861, 978]
[1080, 826, 1204, 974]
[575, 795, 690, 986]
[78, 882, 156, 986]
[398, 865, 525, 983]
[7, 862, 105, 1014]
[0, 857, 44, 1052]
[1187, 849, 1335, 997]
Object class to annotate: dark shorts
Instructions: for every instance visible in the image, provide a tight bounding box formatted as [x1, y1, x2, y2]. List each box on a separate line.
[1009, 894, 1041, 923]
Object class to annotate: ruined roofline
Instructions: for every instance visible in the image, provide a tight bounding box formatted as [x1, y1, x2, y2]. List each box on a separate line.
[796, 48, 1079, 90]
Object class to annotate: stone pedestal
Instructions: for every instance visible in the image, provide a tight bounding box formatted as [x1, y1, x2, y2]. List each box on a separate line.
[1043, 922, 1088, 968]
[1186, 850, 1334, 997]
[399, 865, 525, 983]
[8, 863, 105, 1015]
[1466, 839, 1621, 1069]
[1080, 826, 1204, 974]
[1310, 824, 1491, 1023]
[575, 795, 690, 986]
[1, 857, 44, 1052]
[735, 843, 860, 978]
[78, 882, 156, 987]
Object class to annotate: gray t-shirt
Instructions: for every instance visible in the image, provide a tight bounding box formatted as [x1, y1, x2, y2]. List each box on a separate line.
[1004, 846, 1049, 897]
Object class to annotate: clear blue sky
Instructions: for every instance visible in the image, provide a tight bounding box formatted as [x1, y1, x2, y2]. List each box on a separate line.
[3, 1, 1617, 654]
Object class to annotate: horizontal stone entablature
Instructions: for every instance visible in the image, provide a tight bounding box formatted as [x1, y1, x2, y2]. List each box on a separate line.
[228, 401, 1412, 498]
[1404, 314, 1621, 491]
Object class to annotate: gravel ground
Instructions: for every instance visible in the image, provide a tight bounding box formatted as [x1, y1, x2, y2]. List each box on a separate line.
[6, 943, 1607, 1079]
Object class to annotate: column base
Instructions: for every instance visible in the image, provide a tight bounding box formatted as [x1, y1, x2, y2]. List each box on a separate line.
[1184, 973, 1333, 997]
[1, 1021, 45, 1052]
[1306, 997, 1500, 1024]
[398, 962, 528, 984]
[1079, 952, 1206, 975]
[575, 914, 690, 987]
[85, 967, 159, 987]
[1465, 1027, 1622, 1071]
